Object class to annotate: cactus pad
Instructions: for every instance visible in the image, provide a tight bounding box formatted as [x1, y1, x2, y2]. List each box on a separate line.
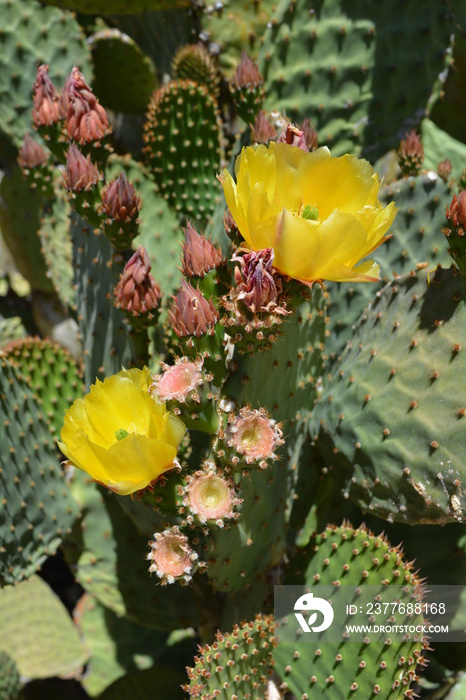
[260, 0, 454, 159]
[0, 575, 88, 678]
[185, 614, 276, 699]
[143, 80, 224, 226]
[2, 336, 83, 439]
[0, 357, 78, 586]
[313, 266, 466, 524]
[89, 29, 158, 115]
[0, 0, 91, 147]
[275, 523, 428, 699]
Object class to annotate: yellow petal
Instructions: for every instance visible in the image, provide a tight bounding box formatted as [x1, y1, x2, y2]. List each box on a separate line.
[273, 209, 321, 280]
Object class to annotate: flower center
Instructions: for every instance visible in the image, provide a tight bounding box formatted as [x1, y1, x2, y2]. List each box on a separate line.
[115, 428, 129, 441]
[301, 204, 319, 221]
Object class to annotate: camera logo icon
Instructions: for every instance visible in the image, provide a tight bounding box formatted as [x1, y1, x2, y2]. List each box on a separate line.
[294, 592, 334, 633]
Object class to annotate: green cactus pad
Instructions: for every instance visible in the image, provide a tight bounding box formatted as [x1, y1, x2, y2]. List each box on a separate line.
[172, 43, 220, 97]
[275, 523, 428, 699]
[65, 470, 204, 631]
[143, 80, 224, 227]
[185, 614, 276, 699]
[201, 0, 276, 78]
[0, 0, 91, 147]
[75, 593, 169, 696]
[0, 357, 79, 586]
[0, 165, 55, 294]
[39, 0, 189, 13]
[260, 0, 454, 159]
[0, 575, 88, 678]
[2, 336, 83, 439]
[312, 266, 466, 525]
[421, 117, 466, 183]
[38, 174, 75, 309]
[89, 29, 157, 115]
[0, 651, 21, 700]
[71, 212, 137, 388]
[324, 171, 453, 368]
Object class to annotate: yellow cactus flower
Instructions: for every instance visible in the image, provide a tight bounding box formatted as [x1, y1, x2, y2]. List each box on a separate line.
[58, 367, 186, 496]
[220, 142, 397, 284]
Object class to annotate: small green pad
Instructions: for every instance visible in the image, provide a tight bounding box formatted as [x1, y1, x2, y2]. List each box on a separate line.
[143, 80, 224, 227]
[89, 29, 157, 114]
[0, 575, 88, 679]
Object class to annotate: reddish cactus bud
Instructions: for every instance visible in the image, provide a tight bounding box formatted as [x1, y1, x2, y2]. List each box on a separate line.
[64, 145, 101, 191]
[445, 191, 466, 232]
[277, 123, 309, 151]
[181, 221, 225, 277]
[62, 66, 109, 144]
[152, 356, 205, 403]
[442, 191, 466, 274]
[251, 110, 277, 145]
[437, 159, 452, 182]
[233, 50, 263, 90]
[32, 64, 64, 127]
[181, 464, 241, 527]
[114, 246, 162, 319]
[397, 130, 424, 176]
[101, 174, 141, 221]
[300, 118, 319, 152]
[225, 407, 284, 467]
[168, 280, 219, 338]
[233, 248, 284, 314]
[147, 526, 198, 585]
[18, 134, 48, 169]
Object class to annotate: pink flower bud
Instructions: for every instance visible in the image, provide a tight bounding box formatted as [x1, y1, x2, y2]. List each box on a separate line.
[62, 66, 109, 144]
[233, 51, 263, 89]
[233, 248, 281, 313]
[114, 246, 162, 318]
[18, 134, 48, 169]
[64, 145, 101, 191]
[168, 280, 219, 337]
[251, 110, 277, 145]
[101, 174, 141, 221]
[397, 130, 424, 176]
[32, 64, 64, 127]
[181, 221, 224, 277]
[147, 526, 198, 585]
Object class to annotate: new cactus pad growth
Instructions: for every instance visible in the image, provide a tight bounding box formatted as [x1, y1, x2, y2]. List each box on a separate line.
[1, 3, 465, 698]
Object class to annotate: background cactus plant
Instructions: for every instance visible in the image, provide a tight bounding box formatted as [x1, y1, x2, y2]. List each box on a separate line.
[0, 1, 465, 699]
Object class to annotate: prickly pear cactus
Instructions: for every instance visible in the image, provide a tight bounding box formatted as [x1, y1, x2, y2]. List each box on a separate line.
[1, 1, 466, 698]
